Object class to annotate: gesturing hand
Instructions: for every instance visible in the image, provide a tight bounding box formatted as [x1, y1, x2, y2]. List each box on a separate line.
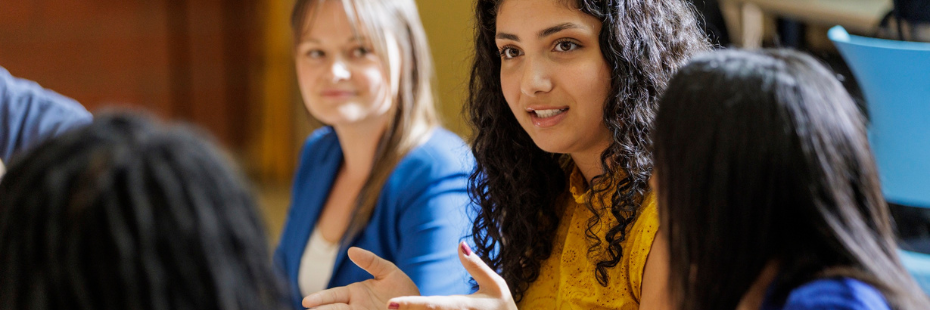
[302, 247, 420, 310]
[385, 242, 517, 310]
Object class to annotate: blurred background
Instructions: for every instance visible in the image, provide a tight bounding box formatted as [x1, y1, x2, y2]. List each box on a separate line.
[2, 0, 926, 247]
[0, 0, 475, 244]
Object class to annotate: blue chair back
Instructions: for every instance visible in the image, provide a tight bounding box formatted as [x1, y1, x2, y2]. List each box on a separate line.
[830, 25, 930, 296]
[828, 26, 930, 208]
[900, 250, 930, 293]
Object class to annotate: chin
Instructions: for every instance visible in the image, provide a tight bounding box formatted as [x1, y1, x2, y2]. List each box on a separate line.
[309, 105, 367, 124]
[529, 135, 570, 154]
[306, 110, 341, 125]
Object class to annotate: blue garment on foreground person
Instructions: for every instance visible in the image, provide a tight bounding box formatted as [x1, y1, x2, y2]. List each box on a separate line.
[762, 277, 890, 310]
[274, 126, 475, 309]
[0, 66, 91, 163]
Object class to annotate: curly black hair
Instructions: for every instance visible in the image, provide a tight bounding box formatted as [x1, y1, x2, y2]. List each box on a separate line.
[0, 114, 287, 310]
[467, 0, 710, 301]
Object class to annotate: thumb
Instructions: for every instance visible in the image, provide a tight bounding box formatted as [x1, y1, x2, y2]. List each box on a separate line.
[458, 242, 508, 294]
[347, 247, 400, 280]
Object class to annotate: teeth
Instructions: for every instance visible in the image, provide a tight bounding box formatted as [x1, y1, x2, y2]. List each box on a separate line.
[534, 109, 565, 118]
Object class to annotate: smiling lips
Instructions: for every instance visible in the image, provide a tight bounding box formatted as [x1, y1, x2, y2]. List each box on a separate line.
[533, 108, 566, 118]
[321, 90, 357, 98]
[527, 107, 569, 127]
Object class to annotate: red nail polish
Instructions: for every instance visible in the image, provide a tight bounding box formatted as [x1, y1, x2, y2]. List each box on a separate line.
[388, 302, 400, 309]
[461, 242, 473, 256]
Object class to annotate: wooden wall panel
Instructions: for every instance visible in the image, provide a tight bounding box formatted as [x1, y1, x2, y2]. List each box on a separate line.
[0, 0, 259, 152]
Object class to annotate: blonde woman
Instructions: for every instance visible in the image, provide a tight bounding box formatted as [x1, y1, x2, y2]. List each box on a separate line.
[272, 0, 475, 309]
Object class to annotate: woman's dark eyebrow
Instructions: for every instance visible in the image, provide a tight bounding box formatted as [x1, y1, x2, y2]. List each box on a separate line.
[495, 22, 583, 41]
[538, 23, 581, 39]
[496, 32, 519, 41]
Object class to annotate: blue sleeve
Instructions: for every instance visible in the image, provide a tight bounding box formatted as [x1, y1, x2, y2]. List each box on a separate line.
[781, 278, 891, 310]
[390, 151, 475, 296]
[0, 67, 92, 163]
[272, 127, 338, 310]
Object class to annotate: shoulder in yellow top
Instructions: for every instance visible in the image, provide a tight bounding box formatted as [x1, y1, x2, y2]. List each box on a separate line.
[518, 164, 659, 310]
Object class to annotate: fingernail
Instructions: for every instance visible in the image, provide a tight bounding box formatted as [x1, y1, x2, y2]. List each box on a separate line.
[388, 302, 400, 309]
[461, 242, 473, 256]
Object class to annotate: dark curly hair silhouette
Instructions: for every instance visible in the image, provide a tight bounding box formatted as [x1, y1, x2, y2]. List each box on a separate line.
[467, 0, 710, 301]
[0, 114, 287, 310]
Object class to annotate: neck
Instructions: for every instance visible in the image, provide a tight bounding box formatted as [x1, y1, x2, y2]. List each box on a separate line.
[571, 145, 609, 184]
[736, 261, 780, 310]
[332, 119, 389, 178]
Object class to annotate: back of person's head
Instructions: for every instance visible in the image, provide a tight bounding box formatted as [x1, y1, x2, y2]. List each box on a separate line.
[653, 49, 929, 310]
[0, 114, 286, 310]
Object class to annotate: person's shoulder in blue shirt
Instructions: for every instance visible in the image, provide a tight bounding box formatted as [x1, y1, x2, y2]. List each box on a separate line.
[763, 277, 891, 310]
[0, 66, 92, 163]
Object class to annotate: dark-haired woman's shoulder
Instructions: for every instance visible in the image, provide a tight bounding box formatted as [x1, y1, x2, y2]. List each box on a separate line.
[766, 277, 890, 310]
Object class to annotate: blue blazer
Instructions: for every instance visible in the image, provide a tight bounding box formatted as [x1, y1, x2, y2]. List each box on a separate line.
[274, 126, 476, 309]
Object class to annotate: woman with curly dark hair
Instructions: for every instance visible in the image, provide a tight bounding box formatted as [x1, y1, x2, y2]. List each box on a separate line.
[302, 0, 710, 309]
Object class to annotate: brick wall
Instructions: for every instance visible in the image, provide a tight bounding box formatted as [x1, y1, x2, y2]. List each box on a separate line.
[0, 0, 260, 149]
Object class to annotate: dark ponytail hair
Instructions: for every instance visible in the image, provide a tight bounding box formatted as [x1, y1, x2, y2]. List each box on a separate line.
[654, 49, 930, 310]
[0, 114, 287, 310]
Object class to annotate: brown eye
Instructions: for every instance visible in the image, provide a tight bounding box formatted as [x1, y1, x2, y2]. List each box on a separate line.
[554, 41, 579, 52]
[351, 47, 371, 58]
[306, 50, 324, 59]
[500, 47, 522, 59]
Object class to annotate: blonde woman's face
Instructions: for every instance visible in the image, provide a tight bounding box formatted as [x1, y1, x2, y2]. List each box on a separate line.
[496, 0, 612, 156]
[294, 0, 398, 128]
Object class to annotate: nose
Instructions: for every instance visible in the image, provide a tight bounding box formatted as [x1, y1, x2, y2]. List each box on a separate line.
[520, 56, 553, 97]
[327, 58, 351, 81]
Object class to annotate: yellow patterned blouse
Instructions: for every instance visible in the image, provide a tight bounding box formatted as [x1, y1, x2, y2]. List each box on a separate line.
[517, 164, 659, 310]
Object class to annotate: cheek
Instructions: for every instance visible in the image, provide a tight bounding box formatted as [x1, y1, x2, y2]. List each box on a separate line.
[570, 61, 611, 115]
[356, 63, 394, 115]
[295, 62, 323, 109]
[295, 63, 325, 117]
[594, 65, 611, 104]
[358, 65, 386, 96]
[295, 62, 319, 90]
[500, 69, 521, 113]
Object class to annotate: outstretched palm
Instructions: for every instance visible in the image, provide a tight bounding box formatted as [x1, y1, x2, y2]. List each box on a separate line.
[302, 247, 420, 310]
[386, 242, 517, 310]
[305, 243, 517, 310]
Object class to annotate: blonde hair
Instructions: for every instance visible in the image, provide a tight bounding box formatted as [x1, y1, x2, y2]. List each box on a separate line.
[292, 0, 439, 244]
